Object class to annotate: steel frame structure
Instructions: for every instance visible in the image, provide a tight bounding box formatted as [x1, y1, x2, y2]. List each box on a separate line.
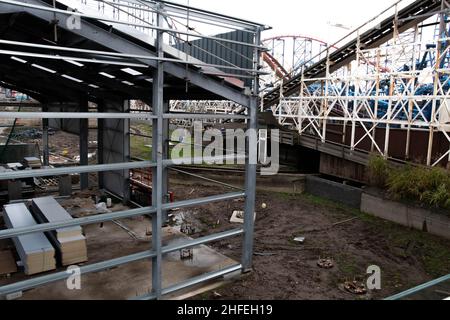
[272, 0, 450, 168]
[169, 100, 247, 127]
[0, 0, 265, 300]
[260, 35, 334, 93]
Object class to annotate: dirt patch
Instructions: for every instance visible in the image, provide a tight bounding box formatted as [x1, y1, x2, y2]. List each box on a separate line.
[168, 184, 450, 300]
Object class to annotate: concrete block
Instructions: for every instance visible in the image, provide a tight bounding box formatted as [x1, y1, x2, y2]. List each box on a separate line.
[361, 192, 450, 240]
[306, 175, 362, 208]
[361, 193, 409, 226]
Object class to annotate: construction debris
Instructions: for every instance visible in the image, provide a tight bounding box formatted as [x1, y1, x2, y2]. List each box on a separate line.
[6, 163, 23, 170]
[230, 211, 244, 224]
[180, 223, 196, 235]
[180, 248, 194, 260]
[293, 236, 305, 243]
[23, 157, 41, 169]
[317, 258, 334, 269]
[344, 280, 367, 295]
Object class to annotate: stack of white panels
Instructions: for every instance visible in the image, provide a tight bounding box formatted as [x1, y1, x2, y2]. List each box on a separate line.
[31, 197, 87, 266]
[23, 157, 41, 169]
[3, 203, 56, 275]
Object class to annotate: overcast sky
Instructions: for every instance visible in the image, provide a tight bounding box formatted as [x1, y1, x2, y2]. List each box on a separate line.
[171, 0, 408, 42]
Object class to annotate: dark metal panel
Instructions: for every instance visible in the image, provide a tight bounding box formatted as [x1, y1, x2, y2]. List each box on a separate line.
[175, 30, 255, 86]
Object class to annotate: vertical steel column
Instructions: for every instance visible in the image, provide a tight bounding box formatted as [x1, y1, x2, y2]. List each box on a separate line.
[162, 99, 169, 222]
[151, 3, 164, 299]
[42, 104, 49, 167]
[242, 27, 261, 272]
[80, 98, 89, 190]
[122, 100, 131, 204]
[97, 101, 105, 189]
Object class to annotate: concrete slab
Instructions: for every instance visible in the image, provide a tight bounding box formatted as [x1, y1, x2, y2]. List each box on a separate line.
[0, 217, 237, 300]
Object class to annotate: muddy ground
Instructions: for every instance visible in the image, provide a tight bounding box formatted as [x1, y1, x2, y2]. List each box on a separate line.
[169, 184, 450, 300]
[1, 126, 450, 299]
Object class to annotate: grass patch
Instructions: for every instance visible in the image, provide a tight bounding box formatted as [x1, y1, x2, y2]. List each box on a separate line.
[368, 154, 390, 187]
[130, 134, 152, 160]
[368, 155, 450, 211]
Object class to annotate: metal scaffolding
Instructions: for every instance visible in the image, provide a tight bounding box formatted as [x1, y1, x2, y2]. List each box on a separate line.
[0, 0, 266, 300]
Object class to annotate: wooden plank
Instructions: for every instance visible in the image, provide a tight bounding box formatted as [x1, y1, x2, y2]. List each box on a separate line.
[0, 250, 17, 275]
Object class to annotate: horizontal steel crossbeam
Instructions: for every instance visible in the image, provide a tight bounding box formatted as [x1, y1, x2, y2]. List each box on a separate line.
[0, 229, 244, 296]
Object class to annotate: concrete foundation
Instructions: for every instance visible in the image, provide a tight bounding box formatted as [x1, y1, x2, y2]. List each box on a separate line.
[6, 221, 236, 300]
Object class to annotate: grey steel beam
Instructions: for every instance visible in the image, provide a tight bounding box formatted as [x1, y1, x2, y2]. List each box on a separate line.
[242, 27, 261, 272]
[163, 191, 245, 211]
[42, 104, 49, 166]
[162, 264, 242, 296]
[0, 161, 155, 180]
[0, 112, 156, 119]
[134, 263, 243, 300]
[385, 274, 450, 300]
[0, 40, 265, 75]
[122, 100, 132, 203]
[161, 100, 170, 222]
[163, 113, 249, 120]
[0, 250, 156, 296]
[151, 4, 164, 299]
[0, 0, 264, 49]
[162, 228, 244, 253]
[79, 98, 89, 190]
[144, 0, 267, 29]
[0, 156, 246, 180]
